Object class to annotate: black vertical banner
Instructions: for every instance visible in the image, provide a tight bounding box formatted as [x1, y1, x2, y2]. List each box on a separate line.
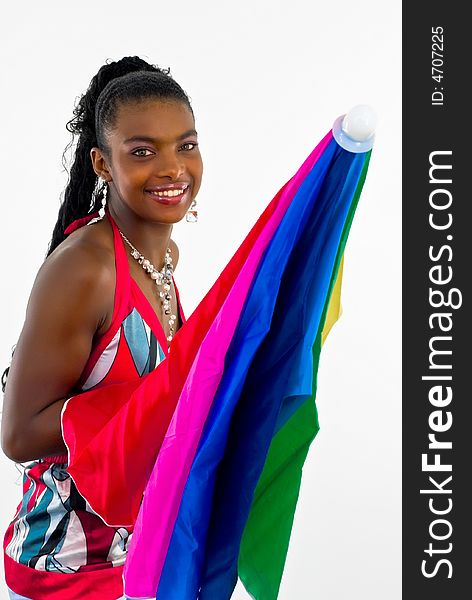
[403, 4, 471, 598]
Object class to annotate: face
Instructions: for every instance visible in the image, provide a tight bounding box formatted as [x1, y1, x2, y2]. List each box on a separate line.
[92, 98, 203, 225]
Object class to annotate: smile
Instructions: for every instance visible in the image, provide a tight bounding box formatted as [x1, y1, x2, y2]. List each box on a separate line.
[147, 189, 185, 198]
[145, 187, 190, 206]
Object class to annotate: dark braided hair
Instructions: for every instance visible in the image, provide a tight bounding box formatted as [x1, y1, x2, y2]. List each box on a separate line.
[1, 55, 193, 404]
[47, 55, 193, 258]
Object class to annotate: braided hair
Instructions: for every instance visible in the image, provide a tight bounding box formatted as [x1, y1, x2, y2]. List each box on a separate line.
[1, 56, 193, 397]
[48, 55, 193, 257]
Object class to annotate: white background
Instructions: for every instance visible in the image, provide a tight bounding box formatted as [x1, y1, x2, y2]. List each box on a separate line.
[0, 1, 401, 598]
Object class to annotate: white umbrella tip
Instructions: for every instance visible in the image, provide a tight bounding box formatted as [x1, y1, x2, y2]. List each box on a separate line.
[332, 105, 377, 153]
[343, 105, 377, 141]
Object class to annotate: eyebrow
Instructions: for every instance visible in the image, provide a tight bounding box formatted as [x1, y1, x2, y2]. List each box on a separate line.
[123, 129, 198, 144]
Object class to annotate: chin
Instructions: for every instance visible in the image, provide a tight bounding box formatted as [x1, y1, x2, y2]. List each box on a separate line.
[153, 209, 189, 224]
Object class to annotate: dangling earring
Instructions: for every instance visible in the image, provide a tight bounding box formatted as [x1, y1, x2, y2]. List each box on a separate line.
[88, 179, 108, 225]
[98, 179, 108, 218]
[186, 198, 198, 222]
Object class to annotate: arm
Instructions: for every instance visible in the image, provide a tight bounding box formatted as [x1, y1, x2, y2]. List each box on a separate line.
[1, 241, 113, 463]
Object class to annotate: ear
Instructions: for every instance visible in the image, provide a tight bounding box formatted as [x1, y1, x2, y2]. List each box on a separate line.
[90, 147, 112, 182]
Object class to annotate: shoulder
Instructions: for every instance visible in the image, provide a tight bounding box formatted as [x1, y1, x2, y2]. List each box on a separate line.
[43, 220, 114, 288]
[30, 220, 116, 325]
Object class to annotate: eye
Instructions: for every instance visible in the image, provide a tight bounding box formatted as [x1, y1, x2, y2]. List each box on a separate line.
[132, 148, 154, 157]
[180, 142, 199, 151]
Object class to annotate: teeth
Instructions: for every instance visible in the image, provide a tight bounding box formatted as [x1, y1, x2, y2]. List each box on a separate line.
[148, 188, 186, 197]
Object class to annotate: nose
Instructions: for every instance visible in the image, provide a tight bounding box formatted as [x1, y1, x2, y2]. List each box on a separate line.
[155, 148, 186, 180]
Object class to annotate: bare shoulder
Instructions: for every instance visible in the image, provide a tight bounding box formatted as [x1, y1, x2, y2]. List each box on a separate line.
[42, 220, 114, 290]
[33, 219, 116, 330]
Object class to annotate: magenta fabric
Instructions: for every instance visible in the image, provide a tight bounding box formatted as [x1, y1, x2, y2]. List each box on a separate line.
[123, 131, 333, 595]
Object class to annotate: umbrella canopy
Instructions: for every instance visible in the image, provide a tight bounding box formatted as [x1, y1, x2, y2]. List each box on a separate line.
[61, 107, 375, 600]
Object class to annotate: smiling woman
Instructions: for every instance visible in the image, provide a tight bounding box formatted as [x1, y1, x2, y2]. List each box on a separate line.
[93, 99, 202, 233]
[0, 50, 374, 600]
[0, 56, 202, 600]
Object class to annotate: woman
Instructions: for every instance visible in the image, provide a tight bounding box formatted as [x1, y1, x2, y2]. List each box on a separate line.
[1, 55, 202, 600]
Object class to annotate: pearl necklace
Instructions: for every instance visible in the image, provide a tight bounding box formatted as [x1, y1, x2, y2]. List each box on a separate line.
[118, 229, 177, 343]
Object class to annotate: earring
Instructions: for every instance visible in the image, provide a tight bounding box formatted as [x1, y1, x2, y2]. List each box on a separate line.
[98, 179, 108, 218]
[88, 179, 108, 225]
[186, 198, 198, 222]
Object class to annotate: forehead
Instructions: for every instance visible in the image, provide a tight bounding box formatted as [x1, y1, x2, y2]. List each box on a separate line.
[110, 99, 195, 141]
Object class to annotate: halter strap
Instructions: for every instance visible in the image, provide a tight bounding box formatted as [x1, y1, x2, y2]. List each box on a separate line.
[64, 210, 102, 235]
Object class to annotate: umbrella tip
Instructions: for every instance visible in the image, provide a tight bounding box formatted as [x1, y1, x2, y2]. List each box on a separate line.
[332, 105, 377, 152]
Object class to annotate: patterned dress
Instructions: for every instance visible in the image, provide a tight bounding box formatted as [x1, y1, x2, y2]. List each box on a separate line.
[3, 208, 185, 600]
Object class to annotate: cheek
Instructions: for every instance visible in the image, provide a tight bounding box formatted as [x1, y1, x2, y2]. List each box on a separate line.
[191, 170, 203, 197]
[191, 156, 204, 186]
[115, 160, 149, 190]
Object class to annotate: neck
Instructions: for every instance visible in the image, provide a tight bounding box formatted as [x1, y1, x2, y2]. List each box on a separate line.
[107, 203, 173, 268]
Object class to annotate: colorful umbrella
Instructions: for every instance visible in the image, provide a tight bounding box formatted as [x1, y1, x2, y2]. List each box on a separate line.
[61, 106, 376, 600]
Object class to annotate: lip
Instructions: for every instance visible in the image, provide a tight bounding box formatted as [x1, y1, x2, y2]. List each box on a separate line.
[145, 186, 190, 206]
